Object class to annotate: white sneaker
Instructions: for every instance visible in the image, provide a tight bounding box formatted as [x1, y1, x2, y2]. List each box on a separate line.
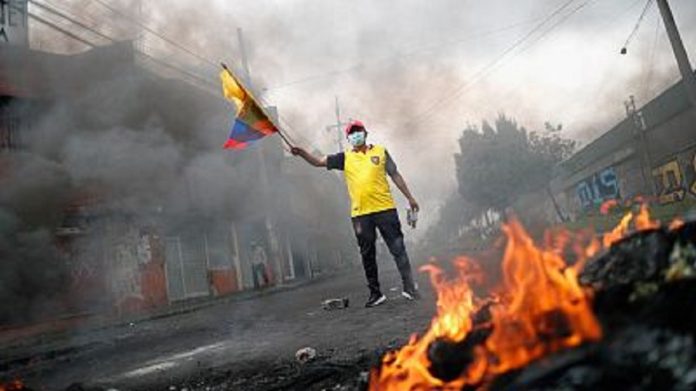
[365, 293, 387, 307]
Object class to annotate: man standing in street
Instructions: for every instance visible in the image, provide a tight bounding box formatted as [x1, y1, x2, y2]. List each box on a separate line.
[251, 241, 270, 289]
[291, 120, 420, 307]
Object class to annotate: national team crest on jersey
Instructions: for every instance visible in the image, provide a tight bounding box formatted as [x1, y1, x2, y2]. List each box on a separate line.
[371, 156, 380, 165]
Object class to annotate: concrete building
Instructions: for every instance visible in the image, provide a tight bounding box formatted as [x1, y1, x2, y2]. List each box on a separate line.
[0, 41, 355, 327]
[547, 73, 696, 221]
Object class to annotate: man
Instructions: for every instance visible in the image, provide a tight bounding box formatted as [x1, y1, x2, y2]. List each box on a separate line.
[251, 241, 270, 289]
[291, 120, 420, 307]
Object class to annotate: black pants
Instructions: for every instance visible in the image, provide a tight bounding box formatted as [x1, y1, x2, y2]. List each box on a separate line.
[352, 209, 415, 294]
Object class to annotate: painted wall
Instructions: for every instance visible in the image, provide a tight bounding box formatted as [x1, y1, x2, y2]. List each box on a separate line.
[0, 0, 28, 46]
[651, 147, 696, 205]
[553, 78, 696, 219]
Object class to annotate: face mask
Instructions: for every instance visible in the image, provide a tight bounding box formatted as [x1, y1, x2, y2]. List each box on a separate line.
[347, 131, 366, 147]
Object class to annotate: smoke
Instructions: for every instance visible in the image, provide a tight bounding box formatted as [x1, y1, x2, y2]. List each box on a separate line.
[0, 149, 72, 323]
[0, 35, 354, 323]
[4, 0, 696, 322]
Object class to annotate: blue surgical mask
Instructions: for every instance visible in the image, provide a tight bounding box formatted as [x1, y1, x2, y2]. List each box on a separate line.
[347, 131, 366, 147]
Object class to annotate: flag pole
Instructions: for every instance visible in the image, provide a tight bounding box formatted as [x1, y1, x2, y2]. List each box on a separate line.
[220, 63, 294, 148]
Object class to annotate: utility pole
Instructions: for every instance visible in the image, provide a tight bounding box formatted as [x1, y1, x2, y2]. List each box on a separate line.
[624, 95, 655, 195]
[325, 96, 350, 152]
[236, 28, 284, 285]
[656, 0, 696, 108]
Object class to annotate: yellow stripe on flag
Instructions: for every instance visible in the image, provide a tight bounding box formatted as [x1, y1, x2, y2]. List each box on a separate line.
[220, 70, 248, 114]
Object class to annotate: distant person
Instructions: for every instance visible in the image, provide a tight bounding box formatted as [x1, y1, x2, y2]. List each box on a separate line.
[291, 120, 420, 307]
[251, 242, 270, 288]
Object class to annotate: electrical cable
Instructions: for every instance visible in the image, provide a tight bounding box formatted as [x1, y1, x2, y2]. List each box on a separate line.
[406, 0, 581, 127]
[264, 18, 543, 93]
[28, 0, 113, 43]
[91, 0, 219, 69]
[620, 0, 654, 54]
[641, 9, 661, 99]
[30, 0, 217, 90]
[28, 11, 95, 47]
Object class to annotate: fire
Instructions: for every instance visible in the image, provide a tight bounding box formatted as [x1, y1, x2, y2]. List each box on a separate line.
[370, 216, 602, 390]
[483, 219, 601, 374]
[0, 379, 25, 391]
[602, 210, 633, 248]
[369, 259, 480, 389]
[668, 217, 685, 231]
[370, 204, 676, 390]
[603, 204, 660, 247]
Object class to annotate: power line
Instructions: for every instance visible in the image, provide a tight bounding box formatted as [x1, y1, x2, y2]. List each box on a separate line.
[407, 0, 580, 127]
[620, 0, 654, 54]
[28, 0, 113, 43]
[29, 1, 308, 147]
[264, 17, 542, 93]
[641, 8, 661, 99]
[29, 1, 217, 91]
[514, 0, 593, 58]
[91, 0, 218, 69]
[28, 12, 95, 48]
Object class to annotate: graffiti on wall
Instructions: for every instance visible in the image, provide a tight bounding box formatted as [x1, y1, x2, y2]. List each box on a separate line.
[112, 229, 152, 305]
[652, 151, 696, 204]
[576, 167, 620, 209]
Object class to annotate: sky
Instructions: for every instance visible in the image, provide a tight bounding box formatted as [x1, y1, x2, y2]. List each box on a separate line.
[28, 0, 696, 229]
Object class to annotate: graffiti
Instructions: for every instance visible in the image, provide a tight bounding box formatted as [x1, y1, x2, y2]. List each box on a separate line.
[576, 167, 620, 209]
[112, 229, 152, 303]
[0, 0, 28, 45]
[652, 160, 686, 204]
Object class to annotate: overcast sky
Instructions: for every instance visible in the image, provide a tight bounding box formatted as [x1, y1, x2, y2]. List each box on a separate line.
[29, 0, 696, 229]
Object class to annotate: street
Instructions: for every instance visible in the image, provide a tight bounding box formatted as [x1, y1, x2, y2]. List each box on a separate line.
[1, 267, 436, 391]
[3, 1, 696, 390]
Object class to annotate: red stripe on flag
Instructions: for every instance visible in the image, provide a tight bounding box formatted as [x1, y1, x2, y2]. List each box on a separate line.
[252, 119, 277, 136]
[223, 138, 248, 150]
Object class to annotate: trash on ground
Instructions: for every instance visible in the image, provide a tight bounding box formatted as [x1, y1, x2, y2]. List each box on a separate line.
[295, 347, 317, 364]
[322, 297, 349, 310]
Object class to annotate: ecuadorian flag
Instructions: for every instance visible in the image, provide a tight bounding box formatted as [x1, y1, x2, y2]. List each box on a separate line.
[220, 66, 278, 150]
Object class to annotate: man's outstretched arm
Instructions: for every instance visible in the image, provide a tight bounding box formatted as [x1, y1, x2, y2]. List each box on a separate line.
[291, 147, 327, 167]
[390, 172, 420, 212]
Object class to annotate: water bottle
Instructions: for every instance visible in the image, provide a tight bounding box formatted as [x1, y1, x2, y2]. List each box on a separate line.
[407, 208, 418, 228]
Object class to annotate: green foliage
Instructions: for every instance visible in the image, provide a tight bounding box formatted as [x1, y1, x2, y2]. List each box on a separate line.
[454, 115, 575, 214]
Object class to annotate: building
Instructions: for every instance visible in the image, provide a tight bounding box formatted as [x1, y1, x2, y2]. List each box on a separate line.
[0, 40, 355, 326]
[548, 72, 696, 221]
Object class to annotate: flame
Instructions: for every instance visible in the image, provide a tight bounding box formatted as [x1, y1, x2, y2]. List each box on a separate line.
[0, 380, 25, 391]
[602, 210, 633, 248]
[483, 219, 601, 374]
[603, 204, 660, 247]
[599, 199, 619, 215]
[369, 258, 480, 389]
[669, 217, 685, 231]
[370, 204, 681, 390]
[634, 204, 659, 230]
[370, 217, 602, 390]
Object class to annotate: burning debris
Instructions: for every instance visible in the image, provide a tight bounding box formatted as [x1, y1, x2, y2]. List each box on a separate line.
[368, 205, 696, 390]
[0, 379, 29, 391]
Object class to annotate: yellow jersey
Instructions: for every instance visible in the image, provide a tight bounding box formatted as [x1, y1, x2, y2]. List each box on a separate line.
[340, 145, 397, 217]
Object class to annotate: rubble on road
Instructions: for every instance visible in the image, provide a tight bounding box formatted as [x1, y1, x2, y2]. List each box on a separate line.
[295, 347, 317, 364]
[321, 298, 350, 311]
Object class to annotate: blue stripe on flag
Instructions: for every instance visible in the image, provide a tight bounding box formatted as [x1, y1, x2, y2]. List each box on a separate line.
[228, 119, 266, 143]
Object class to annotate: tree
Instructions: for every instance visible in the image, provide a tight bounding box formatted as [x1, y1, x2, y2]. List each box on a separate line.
[454, 115, 575, 216]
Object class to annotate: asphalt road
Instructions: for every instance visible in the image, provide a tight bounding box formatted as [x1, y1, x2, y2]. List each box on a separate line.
[2, 265, 437, 390]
